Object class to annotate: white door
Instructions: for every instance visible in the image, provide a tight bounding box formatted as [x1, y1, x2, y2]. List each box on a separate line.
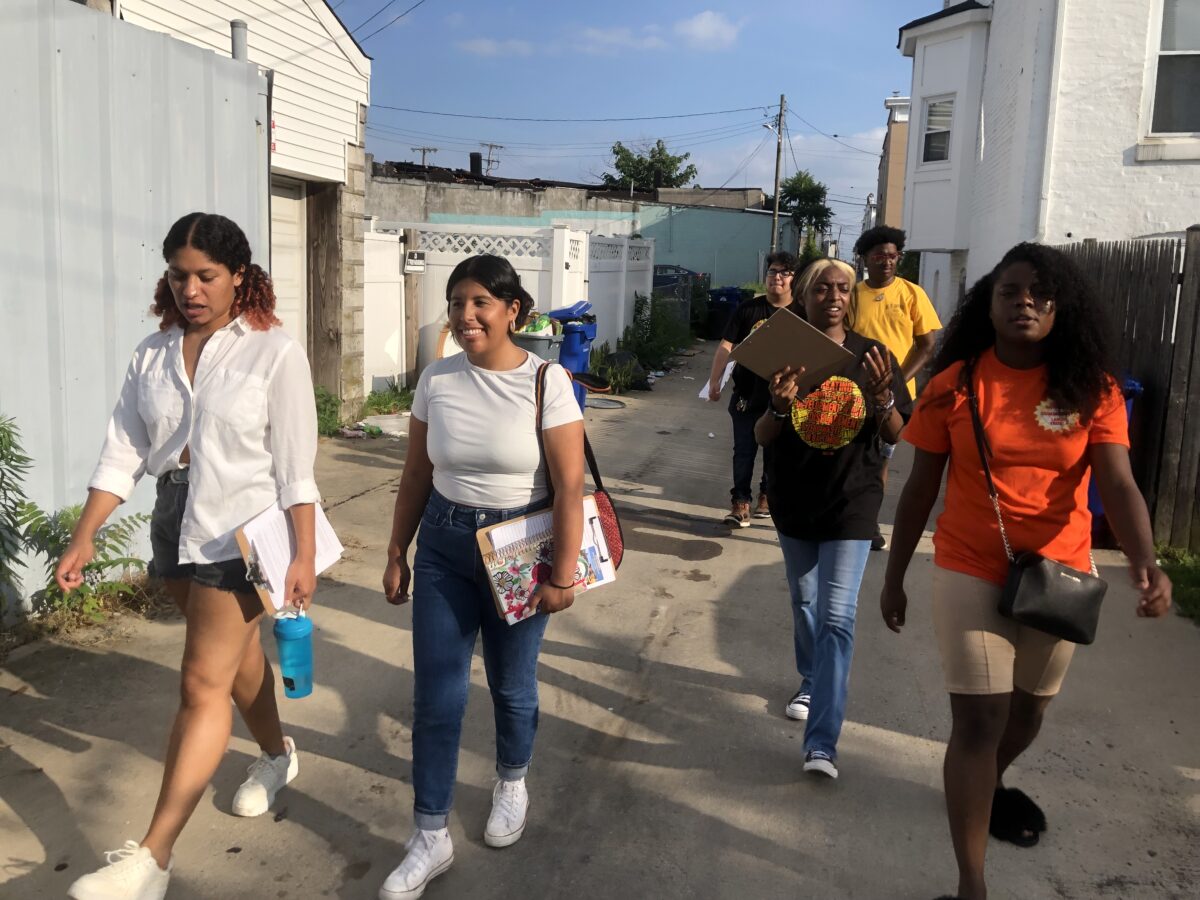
[363, 232, 407, 392]
[270, 178, 307, 349]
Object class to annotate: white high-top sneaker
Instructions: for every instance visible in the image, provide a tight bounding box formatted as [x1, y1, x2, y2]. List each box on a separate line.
[67, 840, 171, 900]
[232, 736, 298, 817]
[378, 828, 454, 900]
[484, 778, 529, 848]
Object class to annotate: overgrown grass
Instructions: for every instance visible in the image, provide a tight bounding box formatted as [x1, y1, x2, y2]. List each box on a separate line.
[361, 378, 414, 416]
[1158, 545, 1200, 624]
[621, 292, 691, 371]
[315, 386, 342, 437]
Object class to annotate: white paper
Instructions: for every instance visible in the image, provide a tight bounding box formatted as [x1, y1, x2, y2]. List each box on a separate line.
[698, 361, 735, 399]
[240, 503, 345, 611]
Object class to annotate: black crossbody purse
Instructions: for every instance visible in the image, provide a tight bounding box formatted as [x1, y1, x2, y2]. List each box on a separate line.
[964, 359, 1107, 645]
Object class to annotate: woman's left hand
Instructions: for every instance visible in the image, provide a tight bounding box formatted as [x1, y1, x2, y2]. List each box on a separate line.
[1132, 562, 1172, 618]
[284, 557, 317, 611]
[530, 582, 575, 614]
[862, 347, 894, 405]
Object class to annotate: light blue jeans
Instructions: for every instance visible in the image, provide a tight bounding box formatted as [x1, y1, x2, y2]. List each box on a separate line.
[778, 534, 872, 759]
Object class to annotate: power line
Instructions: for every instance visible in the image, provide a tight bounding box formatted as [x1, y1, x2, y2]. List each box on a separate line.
[358, 0, 429, 43]
[788, 109, 880, 157]
[370, 104, 771, 124]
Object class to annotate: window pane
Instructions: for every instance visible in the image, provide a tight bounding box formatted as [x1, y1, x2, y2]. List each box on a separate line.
[1153, 55, 1200, 132]
[923, 130, 950, 162]
[1162, 0, 1200, 52]
[926, 99, 954, 132]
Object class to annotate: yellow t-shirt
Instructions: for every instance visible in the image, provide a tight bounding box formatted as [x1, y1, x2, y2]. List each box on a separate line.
[850, 277, 942, 398]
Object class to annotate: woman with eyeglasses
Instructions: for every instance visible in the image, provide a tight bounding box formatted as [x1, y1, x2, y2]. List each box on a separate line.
[879, 243, 1171, 900]
[754, 257, 911, 777]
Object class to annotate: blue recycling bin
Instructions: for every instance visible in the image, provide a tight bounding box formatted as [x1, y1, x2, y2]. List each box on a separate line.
[1088, 376, 1142, 530]
[549, 304, 596, 412]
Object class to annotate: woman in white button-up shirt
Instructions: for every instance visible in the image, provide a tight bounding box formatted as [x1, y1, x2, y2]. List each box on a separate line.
[59, 213, 319, 900]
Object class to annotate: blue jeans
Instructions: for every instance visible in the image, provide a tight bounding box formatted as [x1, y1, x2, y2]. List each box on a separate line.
[411, 489, 551, 829]
[777, 534, 871, 758]
[729, 393, 772, 501]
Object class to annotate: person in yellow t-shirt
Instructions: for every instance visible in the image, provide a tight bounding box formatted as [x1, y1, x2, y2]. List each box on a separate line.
[850, 226, 942, 550]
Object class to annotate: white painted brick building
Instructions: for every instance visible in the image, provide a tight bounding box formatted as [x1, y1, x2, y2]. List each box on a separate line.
[898, 0, 1200, 321]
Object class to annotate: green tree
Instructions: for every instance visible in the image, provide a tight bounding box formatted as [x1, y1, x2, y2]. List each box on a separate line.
[780, 170, 833, 235]
[602, 140, 698, 191]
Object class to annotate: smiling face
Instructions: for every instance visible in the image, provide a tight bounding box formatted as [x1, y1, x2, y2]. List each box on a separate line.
[167, 245, 243, 330]
[803, 263, 853, 330]
[448, 278, 520, 354]
[990, 261, 1057, 346]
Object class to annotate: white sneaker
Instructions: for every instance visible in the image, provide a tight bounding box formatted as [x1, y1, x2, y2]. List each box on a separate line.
[785, 689, 810, 721]
[484, 778, 529, 848]
[379, 828, 454, 900]
[232, 736, 298, 817]
[67, 840, 171, 900]
[803, 750, 839, 779]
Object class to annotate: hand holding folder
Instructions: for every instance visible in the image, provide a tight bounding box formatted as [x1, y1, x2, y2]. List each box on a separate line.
[235, 503, 345, 615]
[728, 307, 854, 395]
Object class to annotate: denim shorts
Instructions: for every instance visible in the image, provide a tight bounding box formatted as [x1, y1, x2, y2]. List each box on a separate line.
[148, 468, 252, 593]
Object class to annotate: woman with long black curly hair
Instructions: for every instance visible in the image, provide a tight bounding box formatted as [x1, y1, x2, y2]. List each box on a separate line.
[58, 213, 320, 900]
[879, 243, 1171, 900]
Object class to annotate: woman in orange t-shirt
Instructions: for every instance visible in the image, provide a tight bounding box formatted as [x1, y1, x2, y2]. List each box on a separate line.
[879, 243, 1171, 900]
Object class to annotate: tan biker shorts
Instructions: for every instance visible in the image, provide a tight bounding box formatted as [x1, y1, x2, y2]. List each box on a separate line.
[931, 566, 1076, 696]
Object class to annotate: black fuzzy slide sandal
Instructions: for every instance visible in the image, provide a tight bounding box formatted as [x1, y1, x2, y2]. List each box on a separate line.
[989, 786, 1046, 847]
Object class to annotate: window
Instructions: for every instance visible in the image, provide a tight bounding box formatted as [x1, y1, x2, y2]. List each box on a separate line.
[922, 98, 954, 163]
[1152, 0, 1200, 133]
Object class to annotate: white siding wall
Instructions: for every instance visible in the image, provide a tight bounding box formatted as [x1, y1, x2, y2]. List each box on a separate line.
[1, 0, 268, 602]
[903, 19, 990, 254]
[120, 0, 369, 184]
[1042, 0, 1200, 244]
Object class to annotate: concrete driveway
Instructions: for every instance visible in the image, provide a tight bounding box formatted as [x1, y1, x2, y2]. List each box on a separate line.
[2, 343, 1198, 899]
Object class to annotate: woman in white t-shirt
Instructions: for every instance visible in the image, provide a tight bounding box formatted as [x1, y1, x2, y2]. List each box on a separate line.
[380, 254, 585, 900]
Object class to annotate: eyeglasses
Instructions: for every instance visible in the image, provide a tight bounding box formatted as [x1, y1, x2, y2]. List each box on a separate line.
[766, 269, 794, 279]
[868, 252, 900, 263]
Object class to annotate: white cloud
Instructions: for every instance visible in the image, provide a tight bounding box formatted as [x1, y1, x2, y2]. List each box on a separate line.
[673, 11, 739, 50]
[576, 26, 668, 54]
[456, 38, 534, 57]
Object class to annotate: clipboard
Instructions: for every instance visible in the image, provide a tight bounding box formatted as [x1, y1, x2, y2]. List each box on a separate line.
[728, 307, 855, 396]
[235, 503, 345, 615]
[476, 494, 617, 626]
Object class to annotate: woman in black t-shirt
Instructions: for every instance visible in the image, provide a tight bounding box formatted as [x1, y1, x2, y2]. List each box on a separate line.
[754, 257, 911, 779]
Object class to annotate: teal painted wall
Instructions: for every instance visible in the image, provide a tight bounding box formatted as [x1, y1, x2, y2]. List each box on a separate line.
[638, 205, 783, 288]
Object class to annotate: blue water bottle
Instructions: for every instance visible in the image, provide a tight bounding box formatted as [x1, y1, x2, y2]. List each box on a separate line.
[273, 611, 313, 699]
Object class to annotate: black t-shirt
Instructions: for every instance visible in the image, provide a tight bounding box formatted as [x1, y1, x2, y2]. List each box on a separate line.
[721, 295, 799, 403]
[761, 330, 913, 541]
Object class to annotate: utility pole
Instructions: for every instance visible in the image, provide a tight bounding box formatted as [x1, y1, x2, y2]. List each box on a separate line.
[770, 94, 786, 254]
[481, 142, 504, 176]
[411, 146, 438, 166]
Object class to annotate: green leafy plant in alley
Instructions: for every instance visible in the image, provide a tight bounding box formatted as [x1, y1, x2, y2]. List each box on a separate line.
[1158, 545, 1200, 625]
[361, 377, 413, 416]
[0, 415, 32, 607]
[315, 385, 342, 437]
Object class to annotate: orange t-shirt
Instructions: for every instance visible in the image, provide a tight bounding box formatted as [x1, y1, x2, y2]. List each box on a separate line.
[903, 349, 1129, 586]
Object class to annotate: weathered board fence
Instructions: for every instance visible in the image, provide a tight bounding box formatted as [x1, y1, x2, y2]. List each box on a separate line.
[1057, 226, 1200, 549]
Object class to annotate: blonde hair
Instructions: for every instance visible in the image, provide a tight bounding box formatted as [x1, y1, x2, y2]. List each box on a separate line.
[793, 257, 857, 305]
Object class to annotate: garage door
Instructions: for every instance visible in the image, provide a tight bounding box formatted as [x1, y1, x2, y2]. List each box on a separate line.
[270, 179, 307, 350]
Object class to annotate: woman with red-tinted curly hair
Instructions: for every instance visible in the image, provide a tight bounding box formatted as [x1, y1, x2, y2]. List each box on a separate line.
[58, 212, 320, 900]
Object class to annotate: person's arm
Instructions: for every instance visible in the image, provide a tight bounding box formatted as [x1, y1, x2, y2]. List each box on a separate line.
[283, 503, 316, 610]
[1089, 443, 1172, 617]
[531, 420, 585, 614]
[706, 340, 734, 402]
[384, 416, 434, 605]
[880, 448, 949, 632]
[899, 331, 937, 384]
[55, 489, 123, 593]
[754, 366, 803, 445]
[864, 347, 904, 444]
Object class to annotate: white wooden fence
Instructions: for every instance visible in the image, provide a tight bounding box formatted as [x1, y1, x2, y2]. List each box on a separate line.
[366, 221, 654, 377]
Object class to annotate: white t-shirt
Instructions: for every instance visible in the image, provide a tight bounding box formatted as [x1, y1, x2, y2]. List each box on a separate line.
[412, 352, 583, 508]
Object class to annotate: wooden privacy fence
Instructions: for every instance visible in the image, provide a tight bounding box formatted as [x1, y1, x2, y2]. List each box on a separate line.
[1056, 226, 1200, 550]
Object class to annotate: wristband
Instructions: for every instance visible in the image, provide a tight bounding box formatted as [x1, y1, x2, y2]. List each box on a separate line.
[875, 393, 895, 415]
[547, 578, 575, 590]
[771, 407, 791, 419]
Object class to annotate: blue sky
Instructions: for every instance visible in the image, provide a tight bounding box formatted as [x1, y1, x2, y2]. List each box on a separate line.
[333, 0, 939, 244]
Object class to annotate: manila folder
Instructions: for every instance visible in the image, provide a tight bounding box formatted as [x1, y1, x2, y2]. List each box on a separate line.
[728, 307, 855, 395]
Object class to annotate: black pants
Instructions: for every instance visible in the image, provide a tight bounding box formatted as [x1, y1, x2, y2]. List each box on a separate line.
[728, 393, 771, 502]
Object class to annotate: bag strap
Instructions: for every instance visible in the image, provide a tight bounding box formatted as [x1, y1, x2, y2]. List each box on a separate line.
[535, 362, 606, 498]
[963, 358, 1015, 563]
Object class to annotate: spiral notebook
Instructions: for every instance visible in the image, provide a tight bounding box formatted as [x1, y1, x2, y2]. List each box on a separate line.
[476, 494, 617, 625]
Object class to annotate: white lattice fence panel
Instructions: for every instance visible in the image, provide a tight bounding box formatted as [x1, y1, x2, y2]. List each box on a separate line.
[627, 241, 653, 264]
[418, 231, 550, 258]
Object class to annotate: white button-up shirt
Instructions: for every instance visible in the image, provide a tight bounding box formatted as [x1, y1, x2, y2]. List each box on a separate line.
[89, 317, 320, 564]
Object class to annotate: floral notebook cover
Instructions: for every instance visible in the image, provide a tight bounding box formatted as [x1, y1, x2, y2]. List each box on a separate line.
[476, 494, 617, 625]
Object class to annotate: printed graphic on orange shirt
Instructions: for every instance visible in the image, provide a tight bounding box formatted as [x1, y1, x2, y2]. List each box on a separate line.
[1034, 398, 1081, 434]
[791, 375, 866, 450]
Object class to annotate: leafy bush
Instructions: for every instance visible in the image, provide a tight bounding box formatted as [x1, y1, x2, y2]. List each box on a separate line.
[1159, 545, 1200, 624]
[361, 378, 413, 417]
[740, 281, 766, 295]
[0, 416, 32, 603]
[620, 292, 690, 371]
[20, 504, 150, 622]
[315, 386, 342, 437]
[689, 280, 709, 334]
[898, 251, 921, 282]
